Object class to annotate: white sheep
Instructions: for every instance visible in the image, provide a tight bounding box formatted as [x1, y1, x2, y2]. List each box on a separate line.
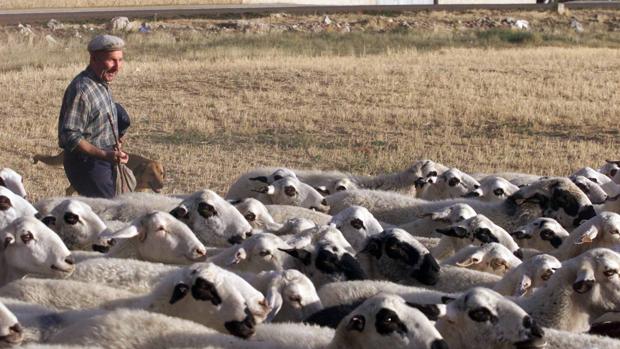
[493, 254, 562, 297]
[570, 175, 609, 204]
[552, 211, 620, 261]
[226, 160, 449, 200]
[329, 206, 383, 252]
[431, 214, 521, 260]
[517, 248, 620, 332]
[169, 189, 253, 246]
[572, 166, 620, 197]
[417, 168, 481, 201]
[99, 211, 207, 264]
[511, 217, 570, 253]
[242, 177, 330, 213]
[442, 243, 522, 276]
[0, 168, 27, 198]
[0, 186, 37, 230]
[68, 257, 177, 294]
[255, 293, 448, 349]
[209, 232, 293, 273]
[0, 300, 22, 345]
[232, 198, 283, 231]
[397, 203, 477, 237]
[0, 278, 136, 310]
[0, 217, 74, 286]
[470, 175, 520, 202]
[436, 287, 620, 349]
[239, 269, 323, 322]
[102, 262, 270, 338]
[36, 199, 111, 252]
[326, 177, 596, 232]
[600, 160, 620, 184]
[356, 228, 500, 292]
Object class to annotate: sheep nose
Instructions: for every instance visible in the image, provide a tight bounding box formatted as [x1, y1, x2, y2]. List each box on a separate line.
[65, 256, 75, 265]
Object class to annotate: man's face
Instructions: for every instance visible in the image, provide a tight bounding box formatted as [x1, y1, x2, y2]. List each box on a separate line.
[90, 50, 123, 82]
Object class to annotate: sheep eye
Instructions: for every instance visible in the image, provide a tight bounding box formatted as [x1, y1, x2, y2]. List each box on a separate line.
[493, 188, 505, 196]
[588, 177, 599, 184]
[259, 250, 270, 257]
[468, 308, 494, 323]
[244, 212, 256, 222]
[457, 216, 465, 222]
[197, 202, 217, 219]
[540, 229, 554, 240]
[273, 175, 283, 181]
[448, 178, 460, 187]
[604, 269, 617, 277]
[427, 171, 438, 178]
[610, 230, 620, 235]
[21, 232, 34, 244]
[474, 184, 480, 190]
[64, 212, 80, 225]
[284, 186, 297, 197]
[350, 218, 365, 230]
[336, 185, 346, 191]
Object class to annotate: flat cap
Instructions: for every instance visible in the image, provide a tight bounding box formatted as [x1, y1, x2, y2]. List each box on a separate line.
[87, 34, 125, 52]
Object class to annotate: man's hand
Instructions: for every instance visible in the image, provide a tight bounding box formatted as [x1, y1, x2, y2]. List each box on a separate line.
[104, 150, 129, 164]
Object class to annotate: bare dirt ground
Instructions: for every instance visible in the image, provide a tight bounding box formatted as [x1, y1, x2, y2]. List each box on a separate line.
[0, 9, 618, 201]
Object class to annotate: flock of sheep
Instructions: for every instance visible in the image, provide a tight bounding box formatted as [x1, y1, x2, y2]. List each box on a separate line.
[0, 159, 619, 349]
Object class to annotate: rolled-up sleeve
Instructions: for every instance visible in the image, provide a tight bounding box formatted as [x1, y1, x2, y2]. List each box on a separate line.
[59, 88, 90, 152]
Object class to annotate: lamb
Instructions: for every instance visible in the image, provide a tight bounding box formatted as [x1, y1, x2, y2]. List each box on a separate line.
[0, 216, 74, 287]
[239, 269, 323, 322]
[326, 177, 597, 232]
[169, 189, 253, 246]
[552, 211, 620, 261]
[397, 203, 477, 237]
[493, 254, 561, 297]
[469, 175, 520, 202]
[241, 177, 330, 213]
[328, 206, 384, 251]
[232, 198, 284, 231]
[441, 243, 522, 276]
[432, 214, 522, 260]
[102, 262, 271, 338]
[36, 199, 111, 252]
[254, 293, 448, 349]
[517, 248, 620, 332]
[98, 211, 207, 264]
[356, 228, 501, 292]
[0, 278, 136, 310]
[511, 217, 570, 253]
[0, 186, 37, 229]
[436, 287, 620, 349]
[226, 160, 449, 200]
[209, 232, 293, 273]
[417, 168, 481, 201]
[0, 168, 27, 198]
[570, 175, 609, 204]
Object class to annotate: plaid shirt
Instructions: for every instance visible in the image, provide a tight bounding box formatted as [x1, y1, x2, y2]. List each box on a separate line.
[58, 67, 118, 151]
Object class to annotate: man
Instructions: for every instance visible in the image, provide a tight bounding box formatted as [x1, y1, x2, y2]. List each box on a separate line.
[58, 34, 129, 198]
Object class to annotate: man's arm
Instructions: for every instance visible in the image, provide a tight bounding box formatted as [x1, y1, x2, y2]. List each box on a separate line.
[75, 139, 128, 164]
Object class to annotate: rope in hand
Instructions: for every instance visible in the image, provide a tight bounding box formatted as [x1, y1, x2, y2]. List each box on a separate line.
[106, 113, 133, 193]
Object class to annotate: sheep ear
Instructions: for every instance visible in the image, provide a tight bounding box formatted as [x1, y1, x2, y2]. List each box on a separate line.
[514, 274, 532, 297]
[101, 222, 146, 242]
[573, 268, 596, 294]
[226, 247, 247, 266]
[314, 186, 330, 196]
[249, 176, 269, 183]
[41, 216, 56, 227]
[169, 282, 190, 304]
[170, 205, 189, 220]
[576, 225, 598, 244]
[278, 248, 312, 266]
[405, 302, 442, 321]
[254, 185, 275, 195]
[422, 208, 450, 222]
[456, 251, 485, 267]
[264, 286, 284, 323]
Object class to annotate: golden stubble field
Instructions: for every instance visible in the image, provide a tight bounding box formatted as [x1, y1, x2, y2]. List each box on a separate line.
[0, 13, 619, 202]
[0, 0, 240, 9]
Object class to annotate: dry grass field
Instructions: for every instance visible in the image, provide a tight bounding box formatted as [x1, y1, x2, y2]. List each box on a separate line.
[0, 0, 240, 10]
[0, 10, 619, 201]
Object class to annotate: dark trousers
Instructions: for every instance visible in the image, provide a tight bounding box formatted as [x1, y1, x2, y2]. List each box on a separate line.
[64, 149, 116, 198]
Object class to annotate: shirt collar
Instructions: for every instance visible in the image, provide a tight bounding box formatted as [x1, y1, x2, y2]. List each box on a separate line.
[84, 66, 109, 86]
